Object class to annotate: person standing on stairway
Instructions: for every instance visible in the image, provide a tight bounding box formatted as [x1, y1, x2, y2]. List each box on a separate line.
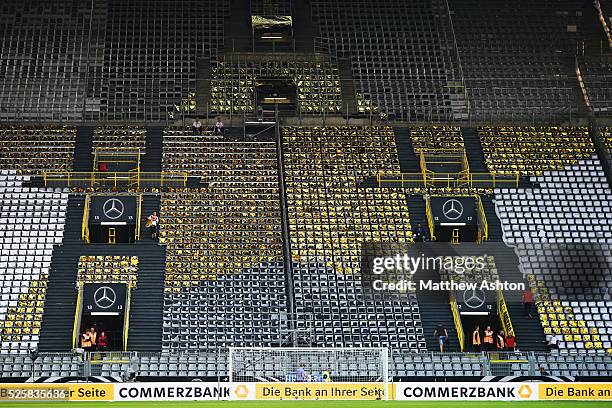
[147, 212, 160, 239]
[433, 323, 448, 352]
[523, 288, 534, 318]
[413, 222, 426, 242]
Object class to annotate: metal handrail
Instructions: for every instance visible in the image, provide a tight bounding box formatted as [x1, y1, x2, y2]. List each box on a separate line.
[475, 194, 489, 242]
[497, 289, 515, 338]
[43, 171, 189, 188]
[377, 171, 521, 190]
[449, 292, 465, 352]
[424, 195, 436, 241]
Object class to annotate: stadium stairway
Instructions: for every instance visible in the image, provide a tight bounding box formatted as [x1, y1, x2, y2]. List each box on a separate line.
[481, 196, 503, 242]
[480, 198, 547, 350]
[39, 195, 86, 351]
[461, 127, 488, 173]
[338, 58, 358, 116]
[127, 195, 165, 351]
[73, 126, 94, 172]
[142, 127, 163, 173]
[492, 247, 548, 352]
[405, 195, 430, 241]
[415, 265, 460, 352]
[417, 298, 460, 352]
[39, 194, 167, 352]
[394, 127, 421, 172]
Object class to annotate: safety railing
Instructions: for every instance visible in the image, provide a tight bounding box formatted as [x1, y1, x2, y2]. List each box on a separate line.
[377, 171, 520, 190]
[424, 195, 437, 241]
[475, 194, 489, 242]
[1, 351, 611, 379]
[81, 195, 91, 243]
[497, 290, 515, 339]
[449, 292, 465, 352]
[135, 194, 143, 241]
[72, 283, 84, 349]
[43, 171, 189, 189]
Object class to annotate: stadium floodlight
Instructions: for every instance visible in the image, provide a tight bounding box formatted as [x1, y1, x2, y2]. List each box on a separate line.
[229, 347, 389, 399]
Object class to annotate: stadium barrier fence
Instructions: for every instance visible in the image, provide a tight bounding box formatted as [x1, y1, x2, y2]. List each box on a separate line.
[0, 351, 610, 379]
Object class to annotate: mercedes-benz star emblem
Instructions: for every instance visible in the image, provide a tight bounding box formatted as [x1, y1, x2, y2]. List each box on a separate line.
[442, 199, 464, 220]
[94, 286, 117, 309]
[103, 198, 124, 220]
[463, 289, 486, 309]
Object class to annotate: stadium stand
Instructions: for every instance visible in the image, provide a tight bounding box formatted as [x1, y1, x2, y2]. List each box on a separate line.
[77, 255, 139, 288]
[410, 125, 465, 152]
[0, 2, 94, 121]
[1, 0, 612, 386]
[577, 57, 612, 115]
[0, 125, 76, 175]
[310, 0, 469, 121]
[93, 126, 147, 152]
[449, 0, 585, 121]
[0, 172, 68, 353]
[160, 130, 287, 350]
[479, 126, 595, 175]
[604, 127, 612, 153]
[283, 126, 426, 350]
[495, 157, 612, 353]
[210, 53, 342, 114]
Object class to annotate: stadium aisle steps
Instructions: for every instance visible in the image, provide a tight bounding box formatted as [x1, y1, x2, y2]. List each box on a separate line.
[415, 265, 459, 352]
[142, 127, 164, 173]
[127, 195, 165, 351]
[40, 194, 167, 352]
[405, 195, 430, 241]
[338, 58, 358, 116]
[72, 127, 94, 172]
[493, 247, 548, 352]
[480, 196, 503, 242]
[39, 195, 86, 351]
[394, 127, 421, 172]
[462, 127, 488, 173]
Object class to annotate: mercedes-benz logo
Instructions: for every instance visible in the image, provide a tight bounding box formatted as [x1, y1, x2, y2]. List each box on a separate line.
[442, 199, 464, 220]
[103, 198, 124, 220]
[463, 289, 486, 309]
[93, 286, 117, 309]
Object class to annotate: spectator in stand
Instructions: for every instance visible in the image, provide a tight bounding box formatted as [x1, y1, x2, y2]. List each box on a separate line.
[192, 118, 203, 135]
[214, 117, 225, 136]
[147, 212, 160, 239]
[547, 333, 560, 351]
[523, 288, 534, 318]
[496, 330, 506, 351]
[472, 325, 481, 352]
[505, 332, 516, 351]
[97, 331, 109, 351]
[539, 365, 550, 376]
[483, 326, 494, 351]
[433, 323, 448, 353]
[81, 329, 92, 351]
[413, 222, 426, 242]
